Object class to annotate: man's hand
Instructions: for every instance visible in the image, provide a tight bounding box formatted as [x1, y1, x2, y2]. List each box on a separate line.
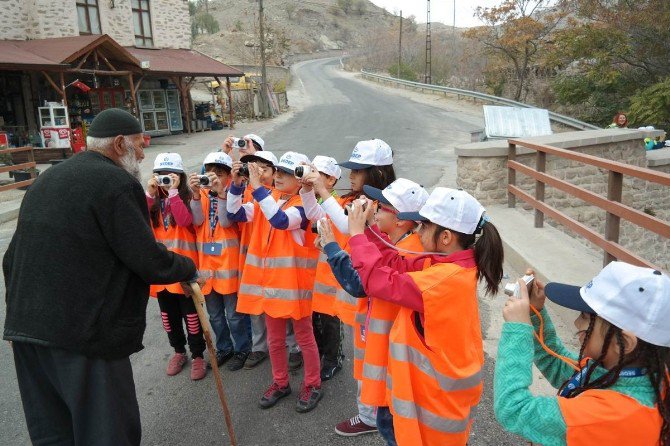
[222, 135, 234, 154]
[187, 173, 201, 195]
[503, 278, 532, 325]
[180, 276, 207, 296]
[147, 176, 158, 196]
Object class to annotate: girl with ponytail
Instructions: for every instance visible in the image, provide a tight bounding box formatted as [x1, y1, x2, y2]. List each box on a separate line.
[346, 187, 504, 446]
[497, 261, 670, 445]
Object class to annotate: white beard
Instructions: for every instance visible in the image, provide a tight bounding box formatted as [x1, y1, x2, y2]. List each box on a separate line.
[119, 148, 142, 182]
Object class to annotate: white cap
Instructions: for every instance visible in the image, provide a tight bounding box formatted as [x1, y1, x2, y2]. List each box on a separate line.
[276, 151, 311, 174]
[398, 187, 486, 235]
[545, 262, 670, 347]
[312, 155, 341, 179]
[339, 139, 393, 169]
[244, 133, 265, 150]
[240, 150, 278, 167]
[363, 178, 429, 213]
[153, 152, 184, 173]
[203, 152, 233, 169]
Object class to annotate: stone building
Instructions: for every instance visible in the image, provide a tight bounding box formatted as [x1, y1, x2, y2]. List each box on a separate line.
[0, 0, 241, 146]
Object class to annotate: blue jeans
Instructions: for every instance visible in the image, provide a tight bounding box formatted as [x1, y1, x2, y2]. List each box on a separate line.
[376, 406, 397, 446]
[205, 291, 251, 354]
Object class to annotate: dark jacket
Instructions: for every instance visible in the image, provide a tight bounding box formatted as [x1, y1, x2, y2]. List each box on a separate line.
[3, 151, 196, 359]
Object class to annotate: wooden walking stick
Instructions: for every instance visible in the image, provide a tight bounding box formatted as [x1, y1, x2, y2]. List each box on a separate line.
[187, 281, 238, 446]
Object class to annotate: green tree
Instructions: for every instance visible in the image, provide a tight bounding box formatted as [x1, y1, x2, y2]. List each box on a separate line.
[629, 77, 670, 129]
[388, 62, 417, 81]
[191, 12, 220, 37]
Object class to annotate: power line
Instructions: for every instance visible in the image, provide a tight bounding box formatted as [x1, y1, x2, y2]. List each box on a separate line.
[425, 0, 432, 84]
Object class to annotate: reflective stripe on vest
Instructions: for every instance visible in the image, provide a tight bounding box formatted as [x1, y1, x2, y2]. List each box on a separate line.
[354, 346, 365, 360]
[238, 283, 312, 300]
[363, 363, 387, 381]
[390, 342, 483, 392]
[245, 253, 318, 270]
[198, 269, 238, 280]
[314, 281, 338, 296]
[392, 396, 472, 434]
[195, 239, 239, 251]
[159, 239, 197, 252]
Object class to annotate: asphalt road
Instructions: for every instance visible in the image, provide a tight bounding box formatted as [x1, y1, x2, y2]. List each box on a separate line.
[0, 58, 524, 445]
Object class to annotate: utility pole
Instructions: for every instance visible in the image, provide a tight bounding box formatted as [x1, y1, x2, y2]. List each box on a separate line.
[397, 10, 402, 79]
[425, 0, 432, 84]
[258, 0, 270, 118]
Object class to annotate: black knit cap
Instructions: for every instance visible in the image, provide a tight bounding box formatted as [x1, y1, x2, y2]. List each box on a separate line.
[87, 108, 142, 137]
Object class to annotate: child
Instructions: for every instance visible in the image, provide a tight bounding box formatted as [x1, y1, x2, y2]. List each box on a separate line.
[319, 178, 429, 445]
[302, 139, 396, 436]
[147, 153, 206, 381]
[188, 152, 251, 371]
[496, 262, 670, 445]
[227, 147, 277, 370]
[228, 151, 323, 413]
[347, 187, 505, 446]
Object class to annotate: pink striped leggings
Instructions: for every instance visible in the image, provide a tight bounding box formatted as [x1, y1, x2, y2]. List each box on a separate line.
[157, 290, 206, 358]
[266, 315, 321, 389]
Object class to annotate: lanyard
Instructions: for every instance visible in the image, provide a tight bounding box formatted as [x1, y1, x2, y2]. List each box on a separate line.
[559, 363, 647, 397]
[159, 197, 170, 231]
[208, 192, 219, 240]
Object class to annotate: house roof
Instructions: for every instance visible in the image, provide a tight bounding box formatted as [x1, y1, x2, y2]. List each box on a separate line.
[19, 35, 140, 66]
[126, 47, 244, 77]
[0, 40, 68, 71]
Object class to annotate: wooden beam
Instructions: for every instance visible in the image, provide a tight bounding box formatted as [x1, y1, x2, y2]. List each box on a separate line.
[68, 68, 132, 76]
[507, 142, 517, 208]
[41, 71, 63, 96]
[97, 49, 117, 71]
[135, 75, 145, 91]
[76, 50, 94, 69]
[59, 72, 68, 108]
[226, 77, 235, 129]
[127, 74, 139, 119]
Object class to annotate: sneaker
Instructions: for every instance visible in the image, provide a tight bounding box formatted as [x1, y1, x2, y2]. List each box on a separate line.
[190, 357, 207, 380]
[208, 350, 233, 369]
[334, 415, 378, 436]
[295, 384, 323, 413]
[166, 352, 187, 376]
[259, 382, 291, 409]
[320, 360, 342, 381]
[227, 352, 249, 371]
[288, 351, 303, 371]
[244, 351, 268, 369]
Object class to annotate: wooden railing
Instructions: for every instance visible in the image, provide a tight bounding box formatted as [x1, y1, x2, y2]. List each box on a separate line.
[0, 146, 36, 192]
[507, 139, 670, 270]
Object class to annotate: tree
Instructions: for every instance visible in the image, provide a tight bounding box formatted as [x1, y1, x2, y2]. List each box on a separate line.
[191, 12, 220, 37]
[388, 62, 417, 81]
[464, 0, 566, 101]
[629, 77, 670, 129]
[337, 0, 353, 15]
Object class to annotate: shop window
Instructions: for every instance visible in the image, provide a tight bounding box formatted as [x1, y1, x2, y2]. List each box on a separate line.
[77, 0, 102, 35]
[132, 0, 154, 48]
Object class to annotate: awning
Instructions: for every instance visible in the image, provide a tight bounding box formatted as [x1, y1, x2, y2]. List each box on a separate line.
[0, 41, 68, 71]
[126, 47, 244, 77]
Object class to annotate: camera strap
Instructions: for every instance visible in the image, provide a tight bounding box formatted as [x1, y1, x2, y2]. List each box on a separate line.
[208, 195, 219, 239]
[159, 198, 170, 231]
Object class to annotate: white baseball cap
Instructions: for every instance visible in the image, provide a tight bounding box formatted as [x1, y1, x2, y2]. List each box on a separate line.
[240, 150, 278, 167]
[338, 139, 393, 169]
[363, 178, 429, 213]
[203, 152, 233, 170]
[153, 152, 184, 173]
[398, 187, 486, 235]
[276, 151, 311, 175]
[312, 155, 341, 179]
[244, 133, 265, 150]
[545, 262, 670, 347]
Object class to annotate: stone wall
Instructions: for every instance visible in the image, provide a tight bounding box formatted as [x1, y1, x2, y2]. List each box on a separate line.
[0, 0, 190, 49]
[455, 130, 670, 271]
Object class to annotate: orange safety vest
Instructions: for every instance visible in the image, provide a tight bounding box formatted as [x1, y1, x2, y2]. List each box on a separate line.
[150, 201, 198, 297]
[387, 262, 483, 446]
[359, 232, 424, 407]
[193, 189, 240, 296]
[237, 185, 256, 275]
[312, 196, 358, 324]
[558, 389, 662, 445]
[237, 193, 319, 319]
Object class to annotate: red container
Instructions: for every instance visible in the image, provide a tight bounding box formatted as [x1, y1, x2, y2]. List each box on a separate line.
[143, 134, 151, 147]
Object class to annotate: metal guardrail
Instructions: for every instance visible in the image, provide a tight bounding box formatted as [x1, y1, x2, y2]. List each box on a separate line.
[360, 70, 600, 131]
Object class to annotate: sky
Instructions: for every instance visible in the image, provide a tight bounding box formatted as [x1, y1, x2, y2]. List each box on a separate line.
[368, 0, 503, 28]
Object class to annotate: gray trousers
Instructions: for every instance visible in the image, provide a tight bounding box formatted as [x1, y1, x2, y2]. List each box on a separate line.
[12, 342, 141, 446]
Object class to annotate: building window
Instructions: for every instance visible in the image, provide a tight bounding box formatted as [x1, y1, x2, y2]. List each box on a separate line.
[132, 0, 154, 48]
[77, 0, 102, 35]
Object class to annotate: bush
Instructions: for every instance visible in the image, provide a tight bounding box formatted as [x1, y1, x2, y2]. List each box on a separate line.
[629, 77, 670, 129]
[387, 62, 417, 81]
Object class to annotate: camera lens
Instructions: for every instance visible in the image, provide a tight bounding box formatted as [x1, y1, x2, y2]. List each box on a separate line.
[238, 163, 250, 177]
[295, 166, 304, 178]
[159, 176, 171, 185]
[311, 222, 319, 234]
[234, 139, 245, 148]
[199, 176, 210, 186]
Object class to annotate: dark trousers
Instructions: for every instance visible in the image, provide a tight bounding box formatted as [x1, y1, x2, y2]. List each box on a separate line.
[376, 406, 397, 446]
[12, 342, 141, 446]
[157, 290, 206, 358]
[312, 312, 344, 366]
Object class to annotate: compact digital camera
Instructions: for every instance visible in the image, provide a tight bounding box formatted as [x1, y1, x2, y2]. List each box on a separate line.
[238, 163, 250, 177]
[343, 198, 368, 216]
[156, 175, 173, 187]
[504, 274, 535, 297]
[197, 175, 211, 187]
[294, 165, 311, 178]
[232, 137, 246, 148]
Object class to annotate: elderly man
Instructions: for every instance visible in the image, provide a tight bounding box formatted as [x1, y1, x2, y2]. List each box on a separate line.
[3, 108, 196, 445]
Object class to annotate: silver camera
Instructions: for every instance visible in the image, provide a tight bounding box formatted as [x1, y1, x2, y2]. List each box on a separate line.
[232, 137, 246, 148]
[156, 175, 173, 187]
[294, 165, 311, 178]
[197, 175, 211, 187]
[343, 198, 368, 216]
[504, 274, 534, 297]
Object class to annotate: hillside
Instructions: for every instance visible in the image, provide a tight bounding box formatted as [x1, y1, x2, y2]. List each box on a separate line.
[192, 0, 410, 66]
